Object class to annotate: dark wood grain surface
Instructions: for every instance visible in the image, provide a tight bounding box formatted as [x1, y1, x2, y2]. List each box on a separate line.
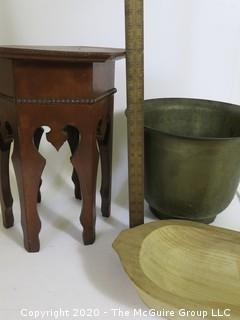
[0, 47, 124, 251]
[0, 46, 125, 62]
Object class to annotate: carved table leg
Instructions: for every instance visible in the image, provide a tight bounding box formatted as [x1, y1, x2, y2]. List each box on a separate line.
[12, 126, 46, 252]
[71, 129, 99, 245]
[0, 138, 14, 228]
[65, 126, 81, 200]
[33, 127, 44, 203]
[97, 101, 113, 217]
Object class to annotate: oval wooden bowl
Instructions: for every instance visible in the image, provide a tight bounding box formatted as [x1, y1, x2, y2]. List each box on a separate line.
[113, 220, 240, 319]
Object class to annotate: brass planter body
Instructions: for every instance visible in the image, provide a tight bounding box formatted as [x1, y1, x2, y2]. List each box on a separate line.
[144, 98, 240, 223]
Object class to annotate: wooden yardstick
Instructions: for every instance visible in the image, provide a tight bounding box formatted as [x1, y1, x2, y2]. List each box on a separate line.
[125, 0, 144, 227]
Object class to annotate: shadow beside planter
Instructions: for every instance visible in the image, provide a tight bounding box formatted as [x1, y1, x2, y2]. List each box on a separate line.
[144, 98, 240, 223]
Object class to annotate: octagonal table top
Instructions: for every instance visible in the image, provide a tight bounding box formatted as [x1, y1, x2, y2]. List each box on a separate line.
[0, 46, 125, 62]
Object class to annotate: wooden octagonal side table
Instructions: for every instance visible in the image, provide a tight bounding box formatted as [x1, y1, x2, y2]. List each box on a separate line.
[0, 46, 125, 252]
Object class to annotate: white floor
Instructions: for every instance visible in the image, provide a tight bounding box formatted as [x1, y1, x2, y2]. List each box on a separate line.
[0, 139, 240, 320]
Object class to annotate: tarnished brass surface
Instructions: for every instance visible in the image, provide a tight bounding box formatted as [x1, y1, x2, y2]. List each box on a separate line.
[144, 98, 240, 223]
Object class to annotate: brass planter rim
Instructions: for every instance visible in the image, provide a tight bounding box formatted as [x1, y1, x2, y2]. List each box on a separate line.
[144, 97, 240, 142]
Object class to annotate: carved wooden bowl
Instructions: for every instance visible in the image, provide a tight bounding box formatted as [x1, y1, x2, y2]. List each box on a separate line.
[113, 220, 240, 319]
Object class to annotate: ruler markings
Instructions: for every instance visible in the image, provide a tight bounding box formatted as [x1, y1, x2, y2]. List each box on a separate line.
[125, 0, 144, 227]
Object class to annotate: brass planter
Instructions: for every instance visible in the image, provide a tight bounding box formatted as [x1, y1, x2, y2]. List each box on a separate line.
[144, 98, 240, 223]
